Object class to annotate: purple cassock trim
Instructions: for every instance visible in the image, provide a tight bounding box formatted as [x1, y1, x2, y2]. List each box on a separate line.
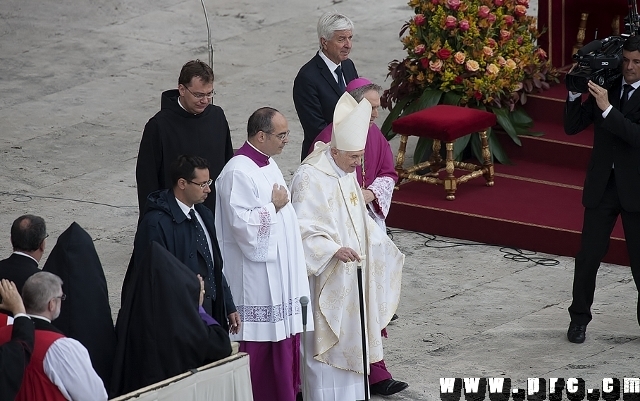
[198, 305, 219, 326]
[235, 142, 270, 167]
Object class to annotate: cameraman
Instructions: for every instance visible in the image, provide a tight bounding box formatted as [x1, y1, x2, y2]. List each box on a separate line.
[565, 35, 640, 344]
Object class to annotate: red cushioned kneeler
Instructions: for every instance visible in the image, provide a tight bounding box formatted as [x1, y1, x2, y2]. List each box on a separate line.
[391, 105, 497, 200]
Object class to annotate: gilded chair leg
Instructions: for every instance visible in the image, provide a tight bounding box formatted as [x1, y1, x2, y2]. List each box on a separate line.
[430, 139, 442, 174]
[479, 130, 494, 187]
[395, 135, 409, 186]
[444, 142, 456, 200]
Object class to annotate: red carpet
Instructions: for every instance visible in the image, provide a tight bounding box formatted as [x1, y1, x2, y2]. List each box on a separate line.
[387, 79, 630, 266]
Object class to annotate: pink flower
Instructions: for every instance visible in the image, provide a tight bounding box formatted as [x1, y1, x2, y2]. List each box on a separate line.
[446, 0, 461, 11]
[437, 48, 452, 60]
[431, 0, 439, 4]
[500, 29, 511, 41]
[517, 36, 524, 45]
[466, 60, 480, 72]
[514, 5, 527, 16]
[516, 0, 529, 6]
[493, 0, 504, 5]
[503, 15, 514, 26]
[535, 48, 548, 59]
[487, 13, 496, 23]
[414, 44, 426, 55]
[482, 46, 493, 57]
[486, 63, 499, 75]
[414, 14, 426, 26]
[444, 16, 457, 29]
[459, 19, 470, 31]
[478, 5, 491, 18]
[429, 59, 444, 72]
[454, 51, 466, 64]
[497, 56, 507, 66]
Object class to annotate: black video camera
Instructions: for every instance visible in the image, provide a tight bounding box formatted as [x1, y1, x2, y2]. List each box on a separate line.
[565, 0, 640, 93]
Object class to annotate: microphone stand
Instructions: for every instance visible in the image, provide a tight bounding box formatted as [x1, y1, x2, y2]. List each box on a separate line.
[300, 296, 309, 401]
[356, 262, 370, 401]
[199, 0, 215, 104]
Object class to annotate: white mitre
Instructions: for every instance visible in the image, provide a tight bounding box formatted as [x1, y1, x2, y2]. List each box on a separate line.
[330, 92, 372, 151]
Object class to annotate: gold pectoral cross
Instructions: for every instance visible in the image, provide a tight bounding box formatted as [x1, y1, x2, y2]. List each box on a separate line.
[350, 192, 358, 206]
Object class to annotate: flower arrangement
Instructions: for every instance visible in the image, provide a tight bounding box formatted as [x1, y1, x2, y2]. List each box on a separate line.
[381, 0, 560, 163]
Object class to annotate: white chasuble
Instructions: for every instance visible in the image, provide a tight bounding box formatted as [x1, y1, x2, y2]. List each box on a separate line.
[215, 155, 312, 342]
[291, 146, 404, 376]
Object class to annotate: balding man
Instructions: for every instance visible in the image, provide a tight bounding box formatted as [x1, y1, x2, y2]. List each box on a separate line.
[0, 215, 47, 292]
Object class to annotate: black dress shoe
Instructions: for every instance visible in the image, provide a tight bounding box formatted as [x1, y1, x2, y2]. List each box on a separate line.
[567, 323, 587, 343]
[370, 379, 409, 396]
[391, 313, 399, 322]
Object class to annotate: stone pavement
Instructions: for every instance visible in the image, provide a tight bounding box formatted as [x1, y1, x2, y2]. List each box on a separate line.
[0, 0, 638, 400]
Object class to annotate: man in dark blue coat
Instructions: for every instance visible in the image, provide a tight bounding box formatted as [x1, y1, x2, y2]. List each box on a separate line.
[125, 155, 239, 333]
[293, 12, 359, 160]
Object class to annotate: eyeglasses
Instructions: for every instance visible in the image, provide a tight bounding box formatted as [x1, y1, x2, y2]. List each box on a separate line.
[183, 85, 216, 100]
[53, 294, 66, 301]
[188, 179, 213, 189]
[266, 130, 290, 141]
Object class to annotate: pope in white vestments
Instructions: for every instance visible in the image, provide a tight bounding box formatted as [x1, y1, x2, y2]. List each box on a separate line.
[290, 93, 404, 401]
[215, 107, 312, 401]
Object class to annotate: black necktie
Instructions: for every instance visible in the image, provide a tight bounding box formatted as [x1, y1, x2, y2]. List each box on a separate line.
[620, 84, 633, 110]
[189, 209, 216, 300]
[335, 65, 346, 91]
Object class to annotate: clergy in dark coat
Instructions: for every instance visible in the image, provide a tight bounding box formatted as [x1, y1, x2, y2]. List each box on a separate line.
[110, 242, 232, 397]
[136, 60, 233, 216]
[42, 222, 116, 392]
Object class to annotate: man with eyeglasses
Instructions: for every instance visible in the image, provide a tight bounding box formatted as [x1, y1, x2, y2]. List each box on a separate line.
[129, 155, 239, 335]
[0, 272, 107, 400]
[136, 59, 233, 217]
[214, 108, 311, 401]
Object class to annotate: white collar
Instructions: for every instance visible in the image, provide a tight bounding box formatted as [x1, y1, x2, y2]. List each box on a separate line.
[622, 79, 640, 90]
[29, 314, 51, 323]
[176, 198, 194, 219]
[247, 141, 270, 158]
[326, 148, 349, 177]
[318, 50, 340, 73]
[12, 251, 38, 264]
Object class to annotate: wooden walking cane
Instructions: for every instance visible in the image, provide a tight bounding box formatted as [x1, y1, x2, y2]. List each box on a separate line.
[356, 262, 370, 401]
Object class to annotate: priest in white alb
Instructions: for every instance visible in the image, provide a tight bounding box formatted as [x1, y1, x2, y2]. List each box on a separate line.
[215, 107, 312, 401]
[290, 92, 405, 401]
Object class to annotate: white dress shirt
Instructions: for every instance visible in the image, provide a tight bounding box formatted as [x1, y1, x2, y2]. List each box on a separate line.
[30, 315, 108, 401]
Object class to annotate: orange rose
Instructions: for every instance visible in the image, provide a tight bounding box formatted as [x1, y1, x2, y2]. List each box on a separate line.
[466, 60, 480, 72]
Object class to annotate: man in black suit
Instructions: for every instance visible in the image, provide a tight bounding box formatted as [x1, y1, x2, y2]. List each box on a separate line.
[564, 35, 640, 343]
[293, 12, 359, 160]
[0, 215, 46, 292]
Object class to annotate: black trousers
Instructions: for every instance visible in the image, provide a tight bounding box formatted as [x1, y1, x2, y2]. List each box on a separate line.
[569, 170, 640, 325]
